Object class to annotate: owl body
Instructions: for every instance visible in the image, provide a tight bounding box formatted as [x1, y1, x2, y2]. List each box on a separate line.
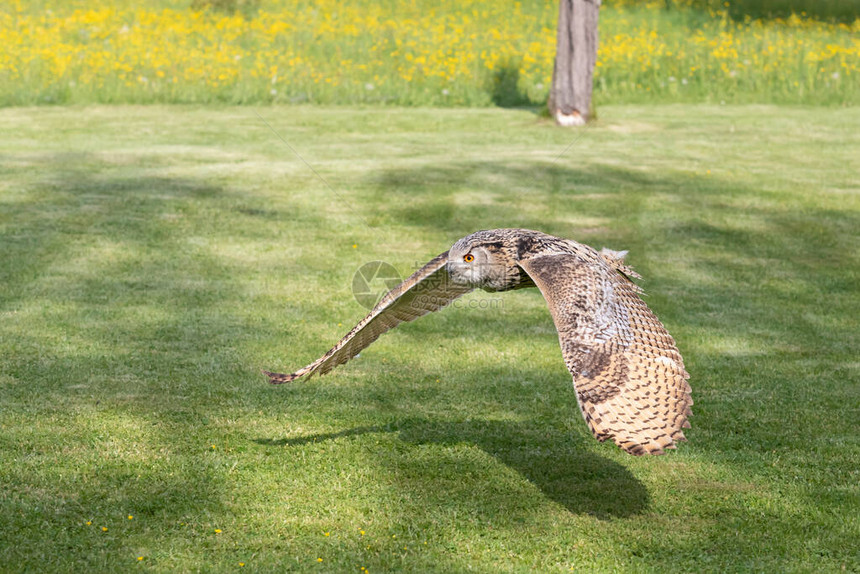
[266, 229, 692, 456]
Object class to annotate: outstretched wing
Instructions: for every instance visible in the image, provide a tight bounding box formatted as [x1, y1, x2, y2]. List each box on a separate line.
[265, 251, 473, 384]
[518, 252, 692, 455]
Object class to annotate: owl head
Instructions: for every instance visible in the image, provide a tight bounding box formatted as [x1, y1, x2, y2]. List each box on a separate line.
[447, 230, 513, 291]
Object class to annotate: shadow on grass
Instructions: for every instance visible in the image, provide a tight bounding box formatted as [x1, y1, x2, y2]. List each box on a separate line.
[488, 62, 535, 108]
[367, 160, 652, 241]
[367, 157, 856, 284]
[685, 0, 860, 23]
[0, 153, 259, 565]
[0, 151, 302, 413]
[256, 418, 650, 519]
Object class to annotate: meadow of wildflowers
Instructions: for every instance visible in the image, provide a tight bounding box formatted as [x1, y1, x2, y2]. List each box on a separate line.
[0, 0, 856, 106]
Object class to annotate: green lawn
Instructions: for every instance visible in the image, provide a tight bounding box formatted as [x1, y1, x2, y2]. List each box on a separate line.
[0, 105, 857, 572]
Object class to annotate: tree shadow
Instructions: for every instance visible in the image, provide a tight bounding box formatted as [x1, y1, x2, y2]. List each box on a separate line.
[686, 0, 860, 23]
[488, 62, 535, 108]
[0, 151, 266, 565]
[256, 417, 650, 519]
[367, 158, 857, 273]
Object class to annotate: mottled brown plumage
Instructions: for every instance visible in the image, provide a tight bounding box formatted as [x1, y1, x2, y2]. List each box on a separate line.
[265, 229, 692, 456]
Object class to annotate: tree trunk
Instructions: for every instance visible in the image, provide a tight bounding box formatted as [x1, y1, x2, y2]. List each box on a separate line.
[548, 0, 601, 126]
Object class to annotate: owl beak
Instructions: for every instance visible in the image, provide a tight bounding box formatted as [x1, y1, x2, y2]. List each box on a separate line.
[446, 260, 470, 285]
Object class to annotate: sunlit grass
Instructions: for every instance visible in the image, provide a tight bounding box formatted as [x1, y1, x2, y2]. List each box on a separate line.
[0, 104, 857, 571]
[0, 0, 857, 106]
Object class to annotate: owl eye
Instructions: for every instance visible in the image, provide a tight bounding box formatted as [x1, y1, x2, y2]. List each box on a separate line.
[463, 254, 474, 263]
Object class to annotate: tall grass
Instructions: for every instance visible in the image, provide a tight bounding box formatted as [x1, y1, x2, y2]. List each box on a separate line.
[0, 0, 857, 106]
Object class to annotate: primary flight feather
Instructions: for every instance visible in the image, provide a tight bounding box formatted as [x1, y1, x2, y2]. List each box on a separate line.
[265, 229, 692, 456]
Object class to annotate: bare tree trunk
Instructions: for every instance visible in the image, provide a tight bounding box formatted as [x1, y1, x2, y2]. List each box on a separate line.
[548, 0, 601, 126]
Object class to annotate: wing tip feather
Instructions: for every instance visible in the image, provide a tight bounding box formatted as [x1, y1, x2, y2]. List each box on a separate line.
[263, 370, 305, 384]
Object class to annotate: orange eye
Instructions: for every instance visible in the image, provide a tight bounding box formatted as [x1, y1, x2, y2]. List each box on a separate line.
[464, 254, 474, 263]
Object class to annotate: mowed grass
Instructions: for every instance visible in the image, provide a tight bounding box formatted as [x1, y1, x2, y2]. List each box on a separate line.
[0, 104, 858, 572]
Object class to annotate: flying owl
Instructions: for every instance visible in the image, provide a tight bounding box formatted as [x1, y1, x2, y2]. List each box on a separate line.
[265, 229, 692, 456]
